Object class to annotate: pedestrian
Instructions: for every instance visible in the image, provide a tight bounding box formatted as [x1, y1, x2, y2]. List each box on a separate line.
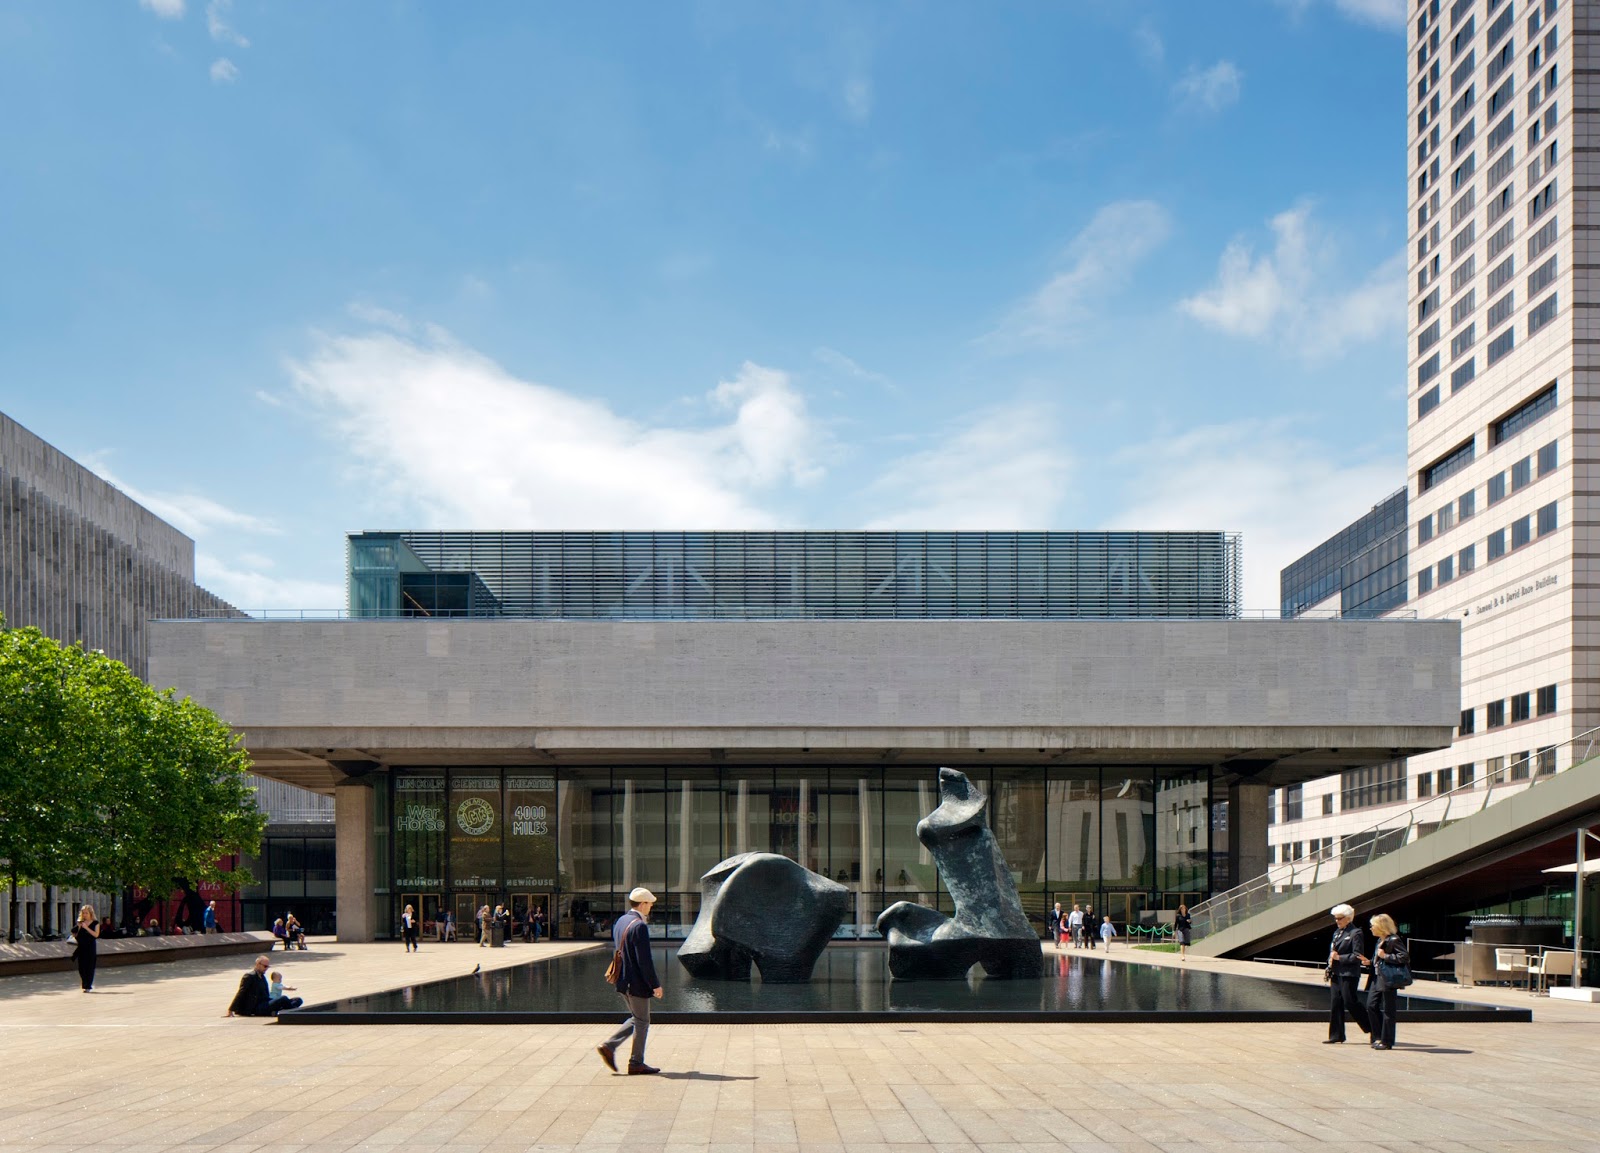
[1067, 904, 1084, 950]
[71, 904, 102, 992]
[1366, 913, 1407, 1051]
[497, 904, 512, 942]
[203, 900, 217, 934]
[532, 906, 545, 942]
[443, 911, 456, 942]
[1323, 903, 1372, 1044]
[1174, 904, 1192, 962]
[596, 886, 663, 1075]
[285, 913, 306, 949]
[224, 955, 303, 1017]
[1047, 902, 1062, 949]
[401, 904, 419, 952]
[477, 904, 490, 947]
[1082, 904, 1096, 949]
[1100, 914, 1116, 950]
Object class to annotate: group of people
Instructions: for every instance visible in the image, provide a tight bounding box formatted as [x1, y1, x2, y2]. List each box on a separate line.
[1047, 902, 1118, 951]
[1325, 902, 1409, 1051]
[270, 914, 307, 950]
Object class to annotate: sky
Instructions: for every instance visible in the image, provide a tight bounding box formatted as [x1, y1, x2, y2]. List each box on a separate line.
[0, 0, 1413, 613]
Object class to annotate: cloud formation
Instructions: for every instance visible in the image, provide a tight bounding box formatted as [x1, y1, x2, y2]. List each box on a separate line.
[1174, 61, 1242, 114]
[1179, 203, 1404, 359]
[195, 554, 345, 614]
[1106, 419, 1402, 611]
[206, 0, 248, 46]
[138, 0, 185, 18]
[81, 459, 277, 539]
[864, 403, 1071, 529]
[1273, 0, 1406, 30]
[989, 200, 1172, 348]
[285, 323, 824, 529]
[209, 57, 238, 83]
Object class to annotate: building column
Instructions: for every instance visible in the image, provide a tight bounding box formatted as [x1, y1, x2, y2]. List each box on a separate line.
[1226, 781, 1270, 890]
[335, 779, 377, 943]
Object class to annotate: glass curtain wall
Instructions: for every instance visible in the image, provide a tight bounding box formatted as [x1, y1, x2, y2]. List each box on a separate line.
[384, 765, 1211, 939]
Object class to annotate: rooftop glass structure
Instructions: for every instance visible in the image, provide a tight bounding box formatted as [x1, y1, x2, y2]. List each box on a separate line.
[348, 531, 1243, 620]
[1280, 489, 1408, 619]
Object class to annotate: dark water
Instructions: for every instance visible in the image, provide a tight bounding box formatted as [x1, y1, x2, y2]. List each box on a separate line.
[289, 945, 1524, 1023]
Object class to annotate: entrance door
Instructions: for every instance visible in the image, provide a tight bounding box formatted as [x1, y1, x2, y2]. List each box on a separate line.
[1105, 892, 1148, 938]
[510, 893, 552, 941]
[455, 894, 487, 943]
[420, 893, 443, 940]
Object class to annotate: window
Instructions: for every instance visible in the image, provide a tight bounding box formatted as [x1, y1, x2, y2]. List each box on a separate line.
[1418, 568, 1434, 595]
[1452, 357, 1477, 392]
[1488, 290, 1516, 328]
[1458, 43, 1483, 87]
[1487, 699, 1506, 727]
[1418, 386, 1441, 419]
[1486, 755, 1506, 783]
[1512, 514, 1532, 548]
[1512, 691, 1531, 723]
[1528, 217, 1558, 261]
[1486, 34, 1514, 83]
[1437, 767, 1454, 794]
[1487, 181, 1514, 223]
[1487, 76, 1514, 118]
[1459, 707, 1476, 737]
[1417, 773, 1434, 798]
[1452, 118, 1477, 160]
[1493, 382, 1557, 442]
[1488, 527, 1507, 558]
[1488, 109, 1517, 154]
[1451, 289, 1477, 326]
[1452, 15, 1476, 58]
[1488, 143, 1516, 188]
[1322, 794, 1335, 817]
[1487, 1, 1514, 47]
[1438, 555, 1454, 583]
[1451, 186, 1477, 225]
[1527, 255, 1558, 296]
[1459, 543, 1476, 573]
[1512, 456, 1532, 490]
[1511, 752, 1531, 781]
[1437, 503, 1455, 534]
[1537, 747, 1556, 776]
[1489, 472, 1507, 504]
[1528, 293, 1558, 334]
[1537, 440, 1557, 475]
[1487, 328, 1515, 365]
[1452, 254, 1476, 291]
[1418, 514, 1435, 543]
[1459, 490, 1476, 520]
[1417, 353, 1441, 386]
[1537, 500, 1557, 536]
[1459, 762, 1476, 788]
[1452, 83, 1477, 126]
[1488, 255, 1516, 294]
[1419, 287, 1442, 322]
[1488, 218, 1515, 259]
[1284, 783, 1304, 822]
[1537, 684, 1557, 716]
[1420, 438, 1475, 491]
[1529, 178, 1557, 222]
[1451, 324, 1476, 359]
[1419, 321, 1441, 354]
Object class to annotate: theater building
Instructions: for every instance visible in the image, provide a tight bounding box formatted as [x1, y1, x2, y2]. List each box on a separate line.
[149, 530, 1462, 942]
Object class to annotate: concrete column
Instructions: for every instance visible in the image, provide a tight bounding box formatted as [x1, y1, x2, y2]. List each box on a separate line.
[798, 778, 810, 868]
[334, 779, 377, 943]
[1226, 781, 1270, 890]
[858, 777, 873, 935]
[735, 779, 750, 854]
[676, 781, 694, 892]
[621, 779, 636, 890]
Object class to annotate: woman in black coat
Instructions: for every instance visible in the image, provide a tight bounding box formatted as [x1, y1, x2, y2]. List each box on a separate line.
[1366, 912, 1406, 1050]
[1174, 904, 1193, 962]
[72, 904, 102, 992]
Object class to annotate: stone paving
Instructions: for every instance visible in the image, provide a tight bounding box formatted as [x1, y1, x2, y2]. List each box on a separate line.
[1, 936, 1595, 1152]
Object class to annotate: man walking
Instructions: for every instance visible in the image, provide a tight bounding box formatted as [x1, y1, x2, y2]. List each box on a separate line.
[1066, 904, 1084, 950]
[1047, 902, 1062, 950]
[596, 887, 663, 1075]
[203, 901, 217, 934]
[1324, 903, 1372, 1044]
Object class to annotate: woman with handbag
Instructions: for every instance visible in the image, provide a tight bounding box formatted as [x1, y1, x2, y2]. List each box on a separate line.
[1366, 912, 1409, 1051]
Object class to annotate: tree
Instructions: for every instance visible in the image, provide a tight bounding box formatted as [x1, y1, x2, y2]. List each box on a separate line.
[0, 617, 265, 940]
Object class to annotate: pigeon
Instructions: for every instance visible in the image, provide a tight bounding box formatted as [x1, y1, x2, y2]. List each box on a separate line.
[471, 963, 481, 976]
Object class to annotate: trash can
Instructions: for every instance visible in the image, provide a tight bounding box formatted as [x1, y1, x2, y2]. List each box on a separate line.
[491, 921, 506, 947]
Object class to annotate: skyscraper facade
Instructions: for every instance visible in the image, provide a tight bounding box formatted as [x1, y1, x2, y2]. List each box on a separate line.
[1405, 0, 1581, 804]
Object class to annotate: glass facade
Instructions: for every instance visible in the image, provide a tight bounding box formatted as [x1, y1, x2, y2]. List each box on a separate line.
[349, 531, 1243, 621]
[380, 765, 1213, 940]
[1279, 488, 1409, 618]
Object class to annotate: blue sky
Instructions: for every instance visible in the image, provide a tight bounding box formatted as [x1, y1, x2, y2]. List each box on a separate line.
[1, 0, 1411, 611]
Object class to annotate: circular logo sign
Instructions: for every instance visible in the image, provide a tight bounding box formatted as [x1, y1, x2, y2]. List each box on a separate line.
[456, 797, 495, 837]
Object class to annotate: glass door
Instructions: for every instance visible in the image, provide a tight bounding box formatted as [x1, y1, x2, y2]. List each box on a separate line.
[455, 893, 487, 943]
[511, 893, 552, 941]
[420, 893, 443, 940]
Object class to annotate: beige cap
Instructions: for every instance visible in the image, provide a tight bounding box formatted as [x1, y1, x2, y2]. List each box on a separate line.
[628, 887, 657, 904]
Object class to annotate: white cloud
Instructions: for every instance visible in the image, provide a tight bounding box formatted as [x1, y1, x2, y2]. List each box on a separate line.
[1173, 61, 1242, 114]
[1133, 18, 1165, 67]
[813, 346, 894, 392]
[864, 403, 1071, 529]
[1272, 0, 1406, 30]
[988, 200, 1171, 348]
[1179, 203, 1404, 359]
[286, 323, 825, 529]
[209, 57, 238, 83]
[1105, 420, 1402, 611]
[195, 553, 346, 614]
[138, 0, 185, 18]
[80, 459, 279, 539]
[205, 0, 248, 45]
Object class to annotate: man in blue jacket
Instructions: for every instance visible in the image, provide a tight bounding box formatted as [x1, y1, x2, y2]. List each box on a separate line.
[596, 887, 663, 1075]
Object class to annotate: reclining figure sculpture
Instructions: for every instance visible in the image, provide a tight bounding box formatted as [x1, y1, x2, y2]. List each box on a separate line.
[677, 852, 848, 982]
[876, 768, 1044, 979]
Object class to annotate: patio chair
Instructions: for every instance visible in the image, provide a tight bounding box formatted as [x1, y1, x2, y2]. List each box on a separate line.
[1528, 949, 1575, 995]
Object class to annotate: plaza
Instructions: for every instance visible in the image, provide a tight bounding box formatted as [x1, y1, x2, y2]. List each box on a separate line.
[0, 939, 1591, 1153]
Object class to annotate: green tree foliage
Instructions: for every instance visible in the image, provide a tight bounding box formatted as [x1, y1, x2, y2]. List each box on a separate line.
[0, 617, 265, 899]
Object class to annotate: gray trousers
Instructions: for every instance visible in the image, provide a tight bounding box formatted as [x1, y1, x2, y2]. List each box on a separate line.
[603, 993, 651, 1066]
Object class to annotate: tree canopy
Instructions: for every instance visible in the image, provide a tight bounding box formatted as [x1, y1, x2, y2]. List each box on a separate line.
[0, 616, 265, 901]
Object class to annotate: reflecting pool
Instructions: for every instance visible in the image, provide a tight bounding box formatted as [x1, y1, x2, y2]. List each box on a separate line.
[285, 945, 1529, 1024]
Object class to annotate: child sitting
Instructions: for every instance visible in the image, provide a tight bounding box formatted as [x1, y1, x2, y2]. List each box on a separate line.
[268, 971, 296, 1002]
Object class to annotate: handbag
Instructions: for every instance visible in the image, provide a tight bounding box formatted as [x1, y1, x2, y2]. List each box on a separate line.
[603, 920, 636, 986]
[1377, 946, 1413, 988]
